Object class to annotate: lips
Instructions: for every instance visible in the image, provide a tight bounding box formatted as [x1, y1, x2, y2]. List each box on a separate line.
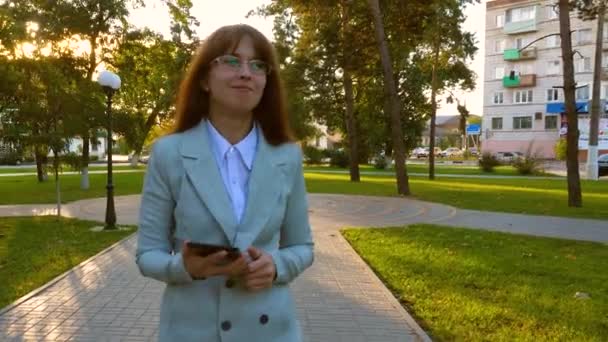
[231, 85, 253, 92]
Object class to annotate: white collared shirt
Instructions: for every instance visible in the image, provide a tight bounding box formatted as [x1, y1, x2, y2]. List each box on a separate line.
[206, 120, 258, 224]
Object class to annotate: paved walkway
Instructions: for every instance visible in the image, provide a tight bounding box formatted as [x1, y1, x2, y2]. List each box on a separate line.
[1, 195, 607, 342]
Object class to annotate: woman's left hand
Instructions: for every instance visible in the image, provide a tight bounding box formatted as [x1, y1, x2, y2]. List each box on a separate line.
[243, 247, 276, 291]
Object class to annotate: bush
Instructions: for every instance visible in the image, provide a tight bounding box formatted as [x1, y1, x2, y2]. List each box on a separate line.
[513, 156, 543, 175]
[478, 152, 500, 172]
[61, 152, 82, 171]
[554, 139, 567, 161]
[513, 144, 544, 175]
[327, 149, 349, 168]
[373, 155, 388, 170]
[302, 145, 324, 165]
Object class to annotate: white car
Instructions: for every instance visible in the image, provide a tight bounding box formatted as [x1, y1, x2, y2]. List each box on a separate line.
[441, 147, 463, 158]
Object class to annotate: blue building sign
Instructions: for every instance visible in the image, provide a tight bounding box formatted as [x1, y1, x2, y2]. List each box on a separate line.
[466, 124, 481, 135]
[546, 100, 608, 114]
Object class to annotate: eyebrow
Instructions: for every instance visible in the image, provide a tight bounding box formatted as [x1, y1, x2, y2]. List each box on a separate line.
[229, 52, 263, 60]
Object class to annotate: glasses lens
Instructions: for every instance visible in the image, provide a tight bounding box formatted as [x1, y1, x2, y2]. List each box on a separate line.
[220, 55, 241, 68]
[249, 60, 269, 74]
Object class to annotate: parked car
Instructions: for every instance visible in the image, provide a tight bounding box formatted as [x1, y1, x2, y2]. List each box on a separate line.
[128, 149, 150, 164]
[468, 147, 479, 156]
[416, 147, 441, 158]
[494, 151, 523, 163]
[599, 153, 608, 176]
[440, 147, 463, 158]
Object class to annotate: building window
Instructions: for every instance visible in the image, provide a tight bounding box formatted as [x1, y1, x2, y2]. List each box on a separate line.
[496, 14, 505, 28]
[493, 92, 504, 104]
[495, 66, 505, 79]
[545, 115, 558, 129]
[506, 6, 536, 23]
[546, 89, 559, 102]
[515, 37, 530, 49]
[514, 63, 534, 76]
[514, 90, 534, 104]
[576, 29, 592, 45]
[547, 60, 561, 75]
[513, 116, 533, 129]
[546, 35, 560, 48]
[495, 39, 505, 53]
[603, 84, 608, 98]
[576, 85, 590, 100]
[575, 57, 592, 73]
[492, 117, 503, 130]
[547, 6, 558, 19]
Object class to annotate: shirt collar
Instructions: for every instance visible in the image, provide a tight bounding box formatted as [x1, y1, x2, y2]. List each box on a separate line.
[206, 120, 258, 171]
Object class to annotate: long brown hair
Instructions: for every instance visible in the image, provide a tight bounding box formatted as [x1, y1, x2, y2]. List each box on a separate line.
[172, 24, 293, 145]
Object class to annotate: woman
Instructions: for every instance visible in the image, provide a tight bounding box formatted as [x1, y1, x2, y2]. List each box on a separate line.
[136, 24, 314, 342]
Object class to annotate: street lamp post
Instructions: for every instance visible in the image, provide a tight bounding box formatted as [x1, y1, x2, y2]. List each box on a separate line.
[96, 70, 121, 230]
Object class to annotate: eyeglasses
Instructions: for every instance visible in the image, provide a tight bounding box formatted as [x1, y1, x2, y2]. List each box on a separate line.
[211, 55, 271, 76]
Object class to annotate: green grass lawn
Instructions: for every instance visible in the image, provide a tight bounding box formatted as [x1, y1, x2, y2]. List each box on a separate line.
[0, 172, 144, 204]
[342, 224, 608, 341]
[304, 172, 608, 220]
[0, 169, 607, 220]
[0, 216, 135, 309]
[0, 165, 145, 174]
[304, 164, 554, 177]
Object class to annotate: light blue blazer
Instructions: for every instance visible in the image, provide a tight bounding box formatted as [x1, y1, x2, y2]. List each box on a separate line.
[136, 119, 314, 342]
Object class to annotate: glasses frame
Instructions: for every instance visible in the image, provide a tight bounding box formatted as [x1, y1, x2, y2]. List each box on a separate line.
[210, 54, 272, 76]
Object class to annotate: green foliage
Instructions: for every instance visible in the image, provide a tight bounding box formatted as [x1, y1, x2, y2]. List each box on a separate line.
[327, 149, 349, 168]
[555, 138, 567, 161]
[513, 143, 544, 175]
[302, 145, 324, 165]
[478, 152, 500, 172]
[372, 155, 388, 170]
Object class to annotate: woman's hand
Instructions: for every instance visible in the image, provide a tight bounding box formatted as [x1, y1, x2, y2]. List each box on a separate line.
[182, 241, 247, 279]
[243, 247, 277, 291]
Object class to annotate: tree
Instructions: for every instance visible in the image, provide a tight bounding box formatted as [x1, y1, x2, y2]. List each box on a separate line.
[575, 0, 605, 180]
[558, 0, 582, 206]
[110, 29, 193, 166]
[367, 0, 409, 194]
[417, 0, 477, 179]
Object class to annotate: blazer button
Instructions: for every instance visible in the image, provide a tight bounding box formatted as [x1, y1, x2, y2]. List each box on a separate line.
[225, 279, 235, 288]
[259, 314, 269, 325]
[221, 321, 231, 331]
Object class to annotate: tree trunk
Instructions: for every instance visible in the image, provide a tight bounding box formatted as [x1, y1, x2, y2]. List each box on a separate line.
[587, 3, 605, 180]
[367, 0, 409, 195]
[81, 35, 98, 190]
[35, 146, 46, 183]
[429, 39, 440, 180]
[559, 0, 582, 207]
[341, 1, 360, 182]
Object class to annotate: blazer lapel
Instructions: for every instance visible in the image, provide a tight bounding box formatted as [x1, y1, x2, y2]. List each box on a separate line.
[238, 132, 284, 245]
[180, 120, 238, 244]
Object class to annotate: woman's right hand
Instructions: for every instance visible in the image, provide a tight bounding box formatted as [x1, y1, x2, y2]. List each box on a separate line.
[182, 241, 247, 279]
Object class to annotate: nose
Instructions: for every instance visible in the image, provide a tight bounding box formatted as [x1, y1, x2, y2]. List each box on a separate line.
[238, 63, 253, 80]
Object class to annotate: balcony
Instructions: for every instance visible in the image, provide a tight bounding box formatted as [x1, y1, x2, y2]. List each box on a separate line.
[504, 19, 538, 34]
[503, 74, 536, 88]
[503, 47, 537, 61]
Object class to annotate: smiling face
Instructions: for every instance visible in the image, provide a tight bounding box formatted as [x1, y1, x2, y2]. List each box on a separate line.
[204, 35, 267, 119]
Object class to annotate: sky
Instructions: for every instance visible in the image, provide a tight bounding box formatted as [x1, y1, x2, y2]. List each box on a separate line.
[129, 0, 486, 116]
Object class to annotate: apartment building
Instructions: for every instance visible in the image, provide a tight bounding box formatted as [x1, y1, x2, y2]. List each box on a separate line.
[483, 0, 608, 159]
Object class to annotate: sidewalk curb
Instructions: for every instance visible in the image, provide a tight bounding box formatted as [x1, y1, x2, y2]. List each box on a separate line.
[0, 232, 136, 316]
[338, 231, 433, 342]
